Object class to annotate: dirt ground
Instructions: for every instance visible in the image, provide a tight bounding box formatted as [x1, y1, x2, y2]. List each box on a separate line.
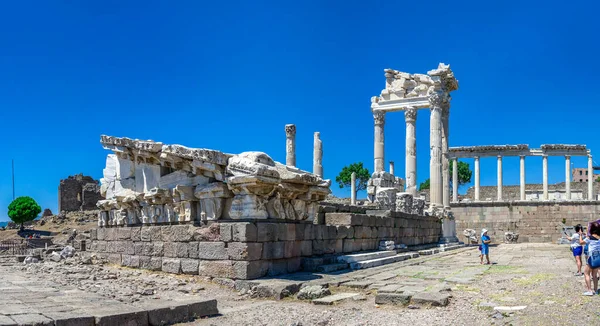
[186, 243, 600, 326]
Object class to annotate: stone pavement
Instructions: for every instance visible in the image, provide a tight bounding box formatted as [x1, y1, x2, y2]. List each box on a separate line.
[0, 268, 217, 326]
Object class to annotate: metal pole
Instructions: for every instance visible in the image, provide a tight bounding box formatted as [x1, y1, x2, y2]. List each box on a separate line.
[12, 159, 15, 200]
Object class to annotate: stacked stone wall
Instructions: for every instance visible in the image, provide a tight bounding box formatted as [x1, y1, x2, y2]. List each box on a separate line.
[463, 182, 599, 201]
[452, 201, 600, 243]
[88, 212, 441, 279]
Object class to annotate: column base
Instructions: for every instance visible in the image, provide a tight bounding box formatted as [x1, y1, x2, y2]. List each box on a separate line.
[439, 236, 460, 244]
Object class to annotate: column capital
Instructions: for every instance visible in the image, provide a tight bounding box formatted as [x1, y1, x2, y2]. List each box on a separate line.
[520, 155, 526, 159]
[373, 111, 385, 125]
[565, 155, 571, 159]
[285, 124, 296, 136]
[428, 91, 450, 109]
[497, 155, 503, 159]
[404, 107, 417, 122]
[474, 156, 480, 160]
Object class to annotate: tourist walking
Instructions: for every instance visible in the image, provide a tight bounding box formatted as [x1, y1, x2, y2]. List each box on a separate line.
[566, 224, 585, 276]
[480, 229, 491, 265]
[583, 221, 600, 296]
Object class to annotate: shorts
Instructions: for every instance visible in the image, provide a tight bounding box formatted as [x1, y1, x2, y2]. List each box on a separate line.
[481, 246, 489, 255]
[573, 246, 583, 256]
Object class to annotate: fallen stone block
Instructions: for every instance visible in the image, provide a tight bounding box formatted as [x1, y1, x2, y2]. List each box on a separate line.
[93, 308, 149, 326]
[10, 313, 53, 326]
[296, 285, 331, 300]
[43, 312, 95, 326]
[187, 299, 219, 318]
[255, 281, 301, 300]
[312, 293, 359, 305]
[411, 292, 451, 307]
[147, 304, 189, 326]
[375, 293, 412, 305]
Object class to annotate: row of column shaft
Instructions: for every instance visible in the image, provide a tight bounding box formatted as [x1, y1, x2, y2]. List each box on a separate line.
[465, 154, 594, 202]
[285, 124, 323, 178]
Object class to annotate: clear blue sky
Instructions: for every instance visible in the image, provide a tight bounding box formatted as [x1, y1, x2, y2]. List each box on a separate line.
[1, 1, 599, 221]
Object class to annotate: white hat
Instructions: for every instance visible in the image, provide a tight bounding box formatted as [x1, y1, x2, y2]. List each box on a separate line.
[481, 228, 488, 234]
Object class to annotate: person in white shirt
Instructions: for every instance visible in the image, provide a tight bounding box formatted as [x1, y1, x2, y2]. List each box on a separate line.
[582, 221, 600, 296]
[566, 224, 586, 276]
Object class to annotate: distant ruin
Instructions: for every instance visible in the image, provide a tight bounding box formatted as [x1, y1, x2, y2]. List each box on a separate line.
[58, 174, 103, 212]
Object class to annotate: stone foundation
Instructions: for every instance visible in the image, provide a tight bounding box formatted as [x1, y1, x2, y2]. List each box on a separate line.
[88, 210, 442, 279]
[452, 201, 600, 243]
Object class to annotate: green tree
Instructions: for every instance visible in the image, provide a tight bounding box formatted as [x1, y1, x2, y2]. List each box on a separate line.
[418, 179, 430, 191]
[335, 162, 370, 197]
[450, 160, 473, 187]
[418, 161, 472, 192]
[8, 196, 41, 231]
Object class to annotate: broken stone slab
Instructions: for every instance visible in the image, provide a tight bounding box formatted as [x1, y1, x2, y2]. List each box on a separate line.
[0, 315, 15, 326]
[296, 285, 331, 300]
[312, 293, 360, 305]
[43, 311, 95, 326]
[9, 314, 53, 326]
[341, 280, 373, 289]
[90, 307, 149, 326]
[253, 281, 302, 300]
[494, 306, 527, 312]
[410, 292, 451, 307]
[375, 293, 412, 305]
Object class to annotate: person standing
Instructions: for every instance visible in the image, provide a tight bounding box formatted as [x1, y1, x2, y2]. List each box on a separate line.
[583, 221, 600, 296]
[566, 224, 585, 276]
[480, 228, 491, 265]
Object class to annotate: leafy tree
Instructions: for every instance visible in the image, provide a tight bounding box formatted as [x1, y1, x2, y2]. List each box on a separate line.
[419, 179, 430, 191]
[8, 196, 41, 231]
[418, 161, 472, 192]
[596, 176, 600, 183]
[336, 162, 370, 197]
[450, 160, 473, 187]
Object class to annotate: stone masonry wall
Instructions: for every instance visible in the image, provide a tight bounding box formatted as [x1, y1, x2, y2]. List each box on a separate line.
[463, 182, 600, 201]
[451, 201, 600, 243]
[59, 174, 103, 212]
[88, 212, 441, 279]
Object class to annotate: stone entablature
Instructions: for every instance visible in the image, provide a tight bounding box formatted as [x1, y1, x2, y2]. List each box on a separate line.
[97, 135, 330, 227]
[449, 144, 589, 158]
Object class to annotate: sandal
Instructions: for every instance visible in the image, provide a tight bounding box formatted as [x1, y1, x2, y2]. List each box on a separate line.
[583, 291, 595, 296]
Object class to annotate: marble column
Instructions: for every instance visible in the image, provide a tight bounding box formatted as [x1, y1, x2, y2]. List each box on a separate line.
[428, 95, 445, 209]
[389, 161, 395, 176]
[520, 156, 526, 201]
[497, 155, 503, 201]
[452, 158, 458, 203]
[313, 132, 323, 177]
[542, 155, 548, 200]
[442, 107, 450, 209]
[405, 108, 417, 196]
[474, 156, 480, 201]
[565, 155, 571, 200]
[285, 124, 296, 167]
[588, 154, 594, 200]
[373, 111, 385, 173]
[351, 172, 356, 205]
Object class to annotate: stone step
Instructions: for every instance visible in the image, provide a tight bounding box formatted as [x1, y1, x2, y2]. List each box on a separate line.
[301, 256, 338, 272]
[349, 253, 413, 270]
[337, 250, 396, 263]
[439, 243, 465, 252]
[316, 263, 349, 273]
[418, 248, 440, 256]
[312, 293, 360, 305]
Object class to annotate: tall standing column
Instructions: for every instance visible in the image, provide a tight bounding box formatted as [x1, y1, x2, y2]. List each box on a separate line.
[520, 156, 526, 200]
[285, 124, 296, 167]
[588, 154, 594, 200]
[389, 161, 395, 176]
[373, 111, 385, 173]
[452, 158, 458, 203]
[442, 107, 450, 209]
[565, 155, 571, 200]
[428, 95, 445, 209]
[313, 132, 323, 177]
[497, 155, 503, 201]
[351, 172, 356, 205]
[542, 155, 548, 200]
[474, 156, 480, 201]
[405, 108, 417, 196]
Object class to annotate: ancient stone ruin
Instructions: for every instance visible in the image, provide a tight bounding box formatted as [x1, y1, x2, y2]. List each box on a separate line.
[89, 134, 446, 279]
[58, 174, 103, 212]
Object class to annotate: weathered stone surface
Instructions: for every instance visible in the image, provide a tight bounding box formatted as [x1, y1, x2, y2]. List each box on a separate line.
[161, 225, 195, 242]
[375, 293, 412, 305]
[296, 285, 331, 300]
[10, 313, 53, 326]
[139, 256, 162, 271]
[198, 260, 235, 278]
[180, 258, 200, 275]
[411, 292, 451, 306]
[163, 242, 189, 258]
[262, 242, 285, 260]
[257, 223, 277, 242]
[197, 242, 227, 260]
[228, 242, 263, 261]
[231, 223, 258, 242]
[312, 293, 359, 305]
[162, 258, 181, 274]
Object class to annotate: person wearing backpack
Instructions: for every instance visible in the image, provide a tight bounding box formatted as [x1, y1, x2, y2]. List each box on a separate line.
[582, 221, 600, 296]
[566, 224, 585, 276]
